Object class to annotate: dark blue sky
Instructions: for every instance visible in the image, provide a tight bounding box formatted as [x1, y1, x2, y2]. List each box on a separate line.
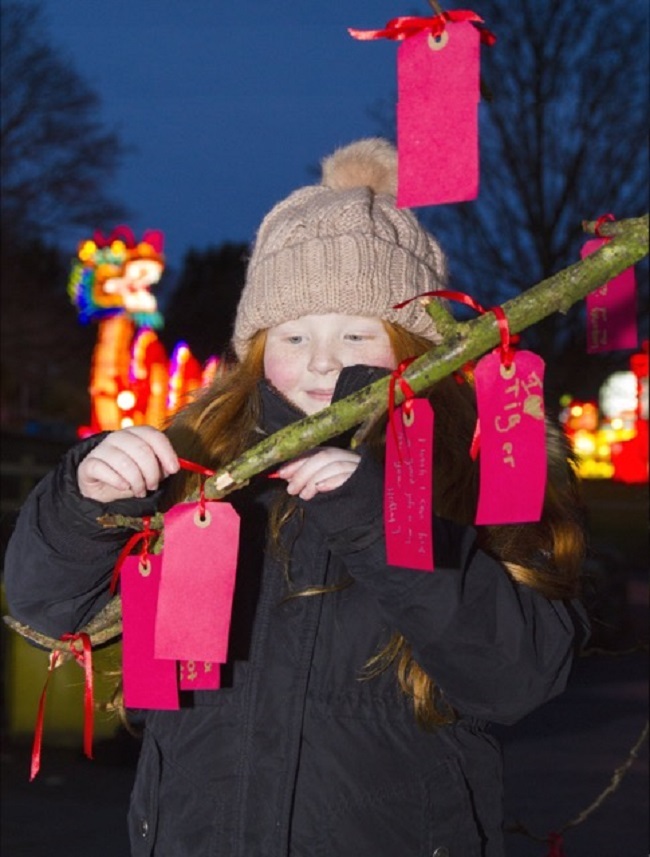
[42, 0, 414, 270]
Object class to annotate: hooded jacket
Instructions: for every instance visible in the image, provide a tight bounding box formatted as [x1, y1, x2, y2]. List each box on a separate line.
[4, 366, 587, 857]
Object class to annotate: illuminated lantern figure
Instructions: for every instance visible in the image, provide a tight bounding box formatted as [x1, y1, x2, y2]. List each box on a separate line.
[69, 225, 220, 435]
[610, 341, 649, 484]
[561, 341, 649, 483]
[168, 342, 205, 414]
[68, 226, 166, 433]
[130, 329, 170, 428]
[201, 355, 222, 389]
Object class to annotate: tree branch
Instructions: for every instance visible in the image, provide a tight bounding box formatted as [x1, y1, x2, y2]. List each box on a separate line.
[187, 214, 649, 501]
[5, 214, 647, 650]
[3, 596, 123, 661]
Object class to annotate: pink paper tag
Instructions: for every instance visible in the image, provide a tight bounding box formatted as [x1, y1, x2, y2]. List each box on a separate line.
[384, 399, 435, 571]
[581, 238, 638, 352]
[397, 21, 480, 208]
[154, 502, 240, 663]
[179, 660, 221, 690]
[474, 351, 547, 525]
[120, 553, 179, 710]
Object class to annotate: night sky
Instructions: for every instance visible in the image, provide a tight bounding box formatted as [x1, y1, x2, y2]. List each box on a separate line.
[42, 0, 413, 270]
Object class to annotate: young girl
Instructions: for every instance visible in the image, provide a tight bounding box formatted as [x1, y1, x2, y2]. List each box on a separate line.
[5, 138, 587, 857]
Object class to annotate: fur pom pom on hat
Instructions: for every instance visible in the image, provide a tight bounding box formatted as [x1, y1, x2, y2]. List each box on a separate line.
[321, 138, 398, 195]
[233, 138, 448, 358]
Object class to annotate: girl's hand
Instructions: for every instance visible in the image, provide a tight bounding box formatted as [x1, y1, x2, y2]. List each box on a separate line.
[276, 448, 361, 501]
[77, 426, 180, 503]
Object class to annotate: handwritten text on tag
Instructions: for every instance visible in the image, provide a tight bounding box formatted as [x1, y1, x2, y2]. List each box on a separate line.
[474, 351, 547, 525]
[581, 238, 637, 353]
[384, 399, 435, 570]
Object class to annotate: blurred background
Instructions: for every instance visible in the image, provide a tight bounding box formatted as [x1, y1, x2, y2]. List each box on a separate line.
[1, 1, 648, 854]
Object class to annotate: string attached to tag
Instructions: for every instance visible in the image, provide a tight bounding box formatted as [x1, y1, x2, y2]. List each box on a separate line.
[388, 357, 416, 455]
[177, 457, 215, 522]
[393, 289, 547, 524]
[348, 10, 495, 44]
[581, 213, 638, 353]
[30, 633, 93, 781]
[393, 286, 521, 453]
[110, 515, 157, 595]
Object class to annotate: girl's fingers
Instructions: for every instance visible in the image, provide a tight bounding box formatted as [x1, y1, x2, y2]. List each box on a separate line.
[280, 449, 361, 499]
[126, 427, 180, 477]
[300, 465, 357, 500]
[77, 427, 180, 501]
[88, 446, 153, 497]
[79, 457, 131, 493]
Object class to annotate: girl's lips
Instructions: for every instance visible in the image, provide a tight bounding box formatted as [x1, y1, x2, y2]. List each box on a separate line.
[306, 390, 334, 399]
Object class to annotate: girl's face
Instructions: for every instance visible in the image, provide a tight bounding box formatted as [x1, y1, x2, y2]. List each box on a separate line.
[264, 314, 397, 415]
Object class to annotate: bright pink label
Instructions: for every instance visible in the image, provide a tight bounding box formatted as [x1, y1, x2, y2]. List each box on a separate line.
[120, 553, 179, 710]
[154, 502, 240, 662]
[179, 660, 221, 690]
[581, 238, 638, 352]
[397, 21, 480, 208]
[384, 399, 435, 571]
[474, 351, 547, 525]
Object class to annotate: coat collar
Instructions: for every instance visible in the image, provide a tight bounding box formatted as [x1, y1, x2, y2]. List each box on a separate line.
[257, 364, 391, 438]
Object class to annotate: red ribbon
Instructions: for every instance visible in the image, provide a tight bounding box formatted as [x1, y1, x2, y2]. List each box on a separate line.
[62, 633, 94, 762]
[394, 289, 516, 367]
[30, 651, 61, 781]
[469, 418, 481, 461]
[594, 212, 616, 239]
[546, 832, 566, 857]
[388, 357, 417, 451]
[349, 10, 496, 46]
[393, 289, 518, 461]
[109, 458, 219, 593]
[30, 633, 94, 781]
[489, 304, 514, 368]
[177, 457, 216, 519]
[110, 515, 157, 594]
[177, 458, 216, 477]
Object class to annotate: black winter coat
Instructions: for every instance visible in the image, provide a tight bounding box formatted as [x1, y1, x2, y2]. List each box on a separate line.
[4, 366, 587, 857]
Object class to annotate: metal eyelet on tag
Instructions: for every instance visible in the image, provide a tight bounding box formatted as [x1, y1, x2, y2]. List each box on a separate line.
[138, 558, 151, 577]
[427, 30, 449, 51]
[499, 362, 516, 380]
[402, 408, 415, 427]
[193, 507, 212, 528]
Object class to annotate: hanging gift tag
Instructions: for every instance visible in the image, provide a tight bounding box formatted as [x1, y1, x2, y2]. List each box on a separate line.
[384, 399, 435, 571]
[154, 502, 240, 663]
[120, 553, 180, 710]
[581, 238, 638, 352]
[397, 21, 480, 207]
[179, 660, 221, 690]
[474, 351, 547, 525]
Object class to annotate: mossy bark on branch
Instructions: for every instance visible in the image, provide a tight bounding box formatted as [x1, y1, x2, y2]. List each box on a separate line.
[3, 595, 123, 657]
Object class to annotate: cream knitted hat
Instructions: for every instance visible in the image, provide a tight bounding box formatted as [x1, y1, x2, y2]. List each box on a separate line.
[232, 138, 448, 358]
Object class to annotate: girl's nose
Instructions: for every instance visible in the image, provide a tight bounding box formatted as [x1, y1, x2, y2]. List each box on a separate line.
[308, 343, 342, 374]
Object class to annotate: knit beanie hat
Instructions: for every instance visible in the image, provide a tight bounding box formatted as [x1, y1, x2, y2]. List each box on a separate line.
[232, 138, 448, 358]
